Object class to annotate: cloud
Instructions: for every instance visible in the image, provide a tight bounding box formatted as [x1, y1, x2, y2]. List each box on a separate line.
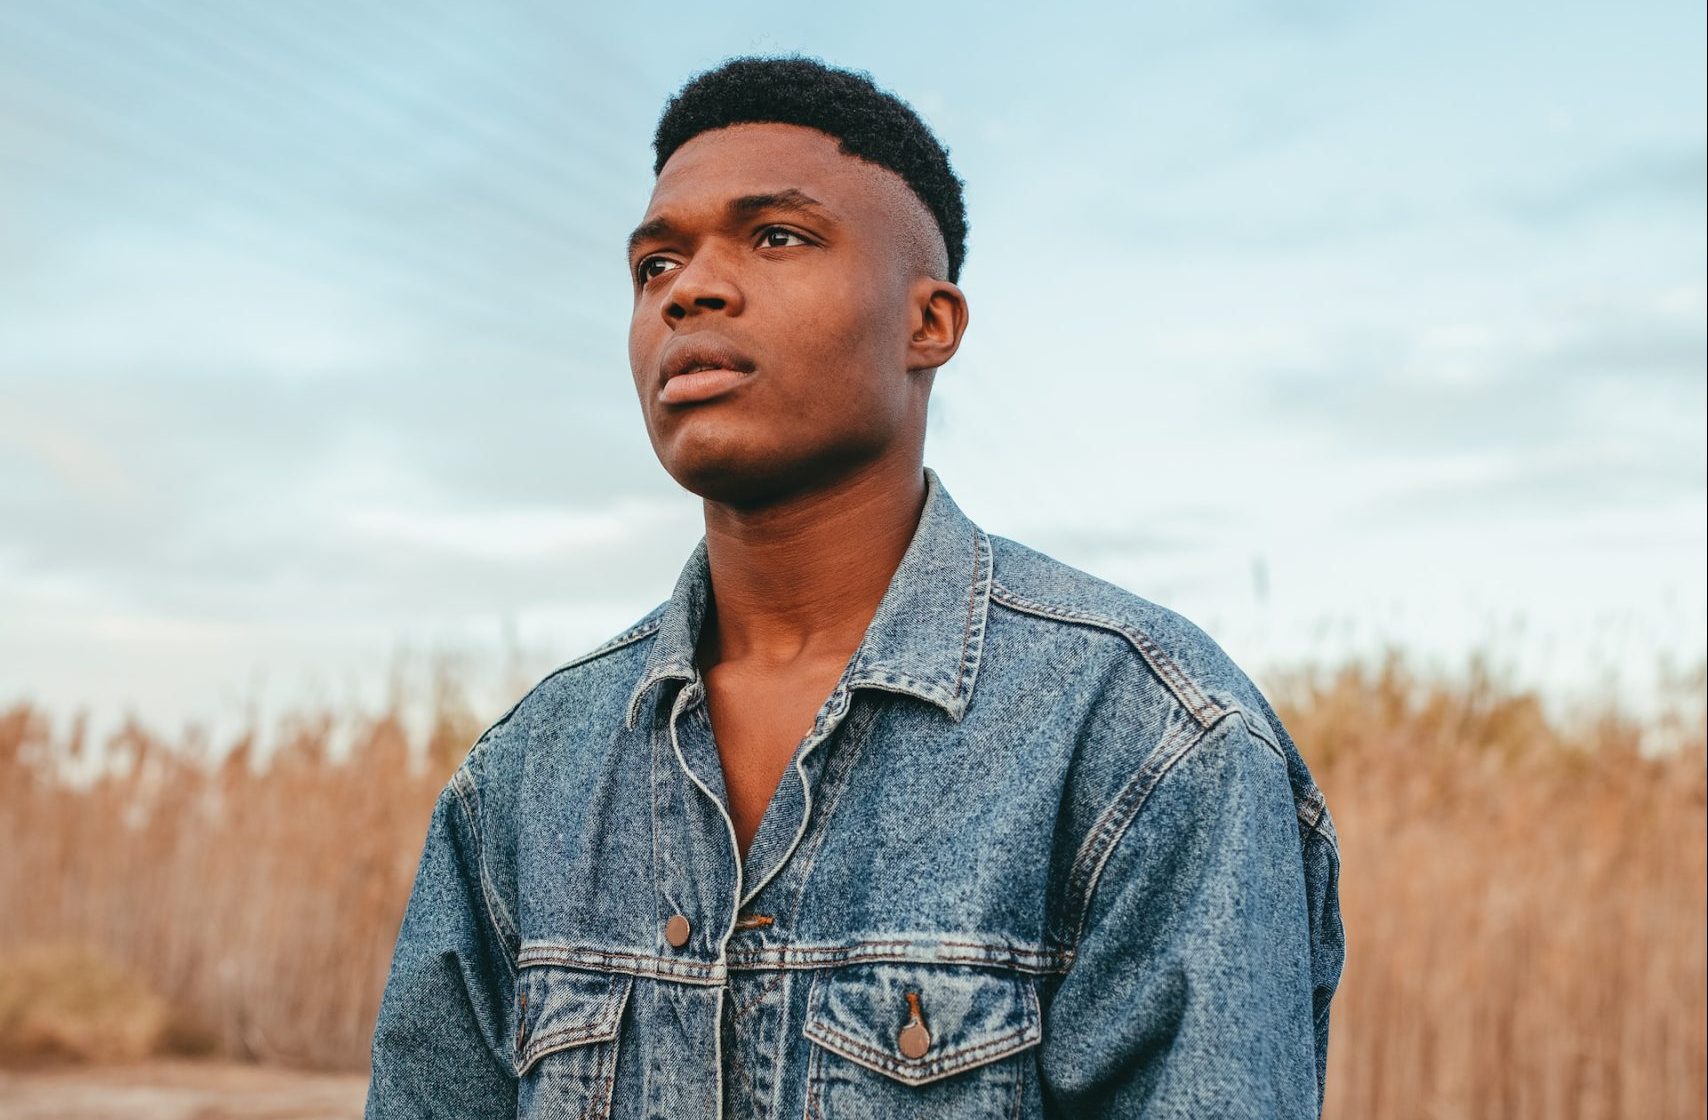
[1362, 451, 1704, 523]
[0, 363, 688, 623]
[1260, 291, 1703, 440]
[1499, 144, 1707, 227]
[1248, 290, 1705, 520]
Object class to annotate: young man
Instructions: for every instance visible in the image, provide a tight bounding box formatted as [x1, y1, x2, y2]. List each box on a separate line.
[367, 57, 1344, 1119]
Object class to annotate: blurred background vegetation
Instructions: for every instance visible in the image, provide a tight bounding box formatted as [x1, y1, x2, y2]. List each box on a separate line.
[1, 650, 1703, 1117]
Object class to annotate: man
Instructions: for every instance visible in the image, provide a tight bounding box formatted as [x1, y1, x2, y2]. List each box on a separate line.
[367, 56, 1344, 1119]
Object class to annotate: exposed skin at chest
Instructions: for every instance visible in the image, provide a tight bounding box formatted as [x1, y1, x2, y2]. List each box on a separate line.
[698, 651, 851, 860]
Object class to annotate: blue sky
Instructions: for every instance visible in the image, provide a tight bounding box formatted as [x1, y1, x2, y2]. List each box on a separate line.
[1, 1, 1703, 740]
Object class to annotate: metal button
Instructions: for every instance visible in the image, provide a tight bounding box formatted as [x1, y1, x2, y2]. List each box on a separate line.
[898, 991, 931, 1059]
[664, 913, 691, 948]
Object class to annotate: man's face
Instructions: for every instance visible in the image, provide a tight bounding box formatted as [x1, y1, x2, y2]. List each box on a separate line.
[627, 123, 945, 506]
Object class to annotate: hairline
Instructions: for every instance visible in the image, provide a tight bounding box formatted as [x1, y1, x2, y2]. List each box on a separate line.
[643, 123, 951, 280]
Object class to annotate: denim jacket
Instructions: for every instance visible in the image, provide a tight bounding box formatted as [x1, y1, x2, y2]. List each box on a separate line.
[367, 466, 1345, 1119]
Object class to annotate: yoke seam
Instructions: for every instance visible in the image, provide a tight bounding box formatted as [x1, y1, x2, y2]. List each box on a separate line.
[988, 582, 1222, 728]
[1065, 709, 1310, 960]
[466, 613, 665, 768]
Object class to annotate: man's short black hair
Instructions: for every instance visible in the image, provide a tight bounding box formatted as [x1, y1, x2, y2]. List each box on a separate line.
[652, 56, 969, 283]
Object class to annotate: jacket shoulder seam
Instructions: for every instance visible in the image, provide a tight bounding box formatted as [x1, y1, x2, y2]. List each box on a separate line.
[1061, 709, 1271, 952]
[988, 580, 1222, 728]
[465, 612, 666, 761]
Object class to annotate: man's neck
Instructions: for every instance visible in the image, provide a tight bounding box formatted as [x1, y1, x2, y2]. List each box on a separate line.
[696, 457, 927, 671]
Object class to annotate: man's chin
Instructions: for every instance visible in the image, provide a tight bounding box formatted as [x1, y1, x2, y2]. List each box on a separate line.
[663, 455, 808, 509]
[658, 442, 860, 511]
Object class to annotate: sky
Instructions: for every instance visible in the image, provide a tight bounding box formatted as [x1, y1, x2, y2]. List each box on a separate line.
[1, 1, 1703, 747]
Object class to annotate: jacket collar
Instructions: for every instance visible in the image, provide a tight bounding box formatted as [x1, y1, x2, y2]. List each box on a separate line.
[625, 466, 993, 730]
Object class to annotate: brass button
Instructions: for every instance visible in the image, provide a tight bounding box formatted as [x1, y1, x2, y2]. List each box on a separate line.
[898, 990, 931, 1059]
[664, 913, 691, 948]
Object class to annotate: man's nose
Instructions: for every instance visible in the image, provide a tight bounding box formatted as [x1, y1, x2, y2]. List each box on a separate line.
[663, 250, 744, 325]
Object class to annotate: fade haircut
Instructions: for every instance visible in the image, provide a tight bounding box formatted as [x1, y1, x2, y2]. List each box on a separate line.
[652, 56, 969, 283]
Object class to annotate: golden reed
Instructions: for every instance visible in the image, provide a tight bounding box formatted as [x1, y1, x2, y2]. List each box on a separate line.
[1, 652, 1703, 1118]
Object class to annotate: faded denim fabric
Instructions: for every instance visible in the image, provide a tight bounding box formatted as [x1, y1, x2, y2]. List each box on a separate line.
[366, 467, 1345, 1119]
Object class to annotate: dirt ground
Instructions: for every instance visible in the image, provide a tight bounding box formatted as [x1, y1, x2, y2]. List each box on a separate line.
[0, 1059, 367, 1120]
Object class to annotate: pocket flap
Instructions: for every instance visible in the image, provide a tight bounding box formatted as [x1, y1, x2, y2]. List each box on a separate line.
[803, 963, 1041, 1086]
[514, 964, 633, 1076]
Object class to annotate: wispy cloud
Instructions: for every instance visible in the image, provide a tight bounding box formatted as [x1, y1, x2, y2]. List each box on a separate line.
[1, 1, 1701, 724]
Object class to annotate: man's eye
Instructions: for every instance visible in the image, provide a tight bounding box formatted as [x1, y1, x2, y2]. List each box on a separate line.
[636, 256, 680, 283]
[758, 227, 808, 249]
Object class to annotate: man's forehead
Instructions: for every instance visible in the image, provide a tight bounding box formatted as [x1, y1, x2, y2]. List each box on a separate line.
[645, 123, 910, 218]
[638, 122, 948, 277]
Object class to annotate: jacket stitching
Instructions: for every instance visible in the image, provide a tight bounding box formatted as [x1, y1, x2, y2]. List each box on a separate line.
[516, 941, 1074, 980]
[804, 1044, 827, 1120]
[521, 944, 729, 983]
[765, 973, 799, 1120]
[735, 943, 1069, 973]
[476, 613, 665, 758]
[725, 1025, 764, 1114]
[954, 530, 978, 698]
[1061, 712, 1236, 949]
[727, 968, 789, 1020]
[574, 1033, 616, 1120]
[648, 708, 691, 941]
[516, 974, 631, 1082]
[834, 527, 990, 720]
[953, 528, 993, 705]
[722, 973, 785, 1112]
[780, 702, 881, 928]
[448, 769, 519, 984]
[987, 583, 1222, 728]
[1240, 712, 1284, 756]
[521, 1018, 617, 1061]
[666, 683, 746, 946]
[804, 1017, 1039, 1084]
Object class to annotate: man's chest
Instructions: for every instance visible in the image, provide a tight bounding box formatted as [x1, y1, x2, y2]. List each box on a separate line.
[507, 690, 1081, 1119]
[699, 657, 850, 861]
[508, 684, 1099, 970]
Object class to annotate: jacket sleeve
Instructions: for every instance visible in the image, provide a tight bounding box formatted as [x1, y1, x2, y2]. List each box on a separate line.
[1038, 713, 1338, 1118]
[366, 767, 519, 1119]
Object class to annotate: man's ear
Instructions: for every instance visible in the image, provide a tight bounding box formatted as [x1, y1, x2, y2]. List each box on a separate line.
[906, 278, 969, 372]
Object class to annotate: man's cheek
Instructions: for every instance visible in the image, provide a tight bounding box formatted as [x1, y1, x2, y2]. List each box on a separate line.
[627, 324, 658, 383]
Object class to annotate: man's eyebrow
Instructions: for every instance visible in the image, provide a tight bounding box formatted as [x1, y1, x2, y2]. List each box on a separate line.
[728, 188, 826, 217]
[626, 190, 830, 260]
[626, 217, 675, 260]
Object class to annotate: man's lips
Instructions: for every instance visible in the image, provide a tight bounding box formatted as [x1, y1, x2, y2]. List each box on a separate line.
[658, 340, 756, 405]
[659, 367, 750, 404]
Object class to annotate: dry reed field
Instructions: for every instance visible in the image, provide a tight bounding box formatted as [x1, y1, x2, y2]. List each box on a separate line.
[1, 652, 1703, 1119]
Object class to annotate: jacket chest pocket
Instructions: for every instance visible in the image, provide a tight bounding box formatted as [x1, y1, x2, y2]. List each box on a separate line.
[802, 962, 1042, 1119]
[514, 964, 633, 1120]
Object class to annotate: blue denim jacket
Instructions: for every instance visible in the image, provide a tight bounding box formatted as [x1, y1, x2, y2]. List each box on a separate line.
[367, 467, 1345, 1119]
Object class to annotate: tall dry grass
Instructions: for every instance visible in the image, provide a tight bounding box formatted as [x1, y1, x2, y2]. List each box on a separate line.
[0, 671, 484, 1070]
[1, 652, 1703, 1118]
[1272, 652, 1706, 1119]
